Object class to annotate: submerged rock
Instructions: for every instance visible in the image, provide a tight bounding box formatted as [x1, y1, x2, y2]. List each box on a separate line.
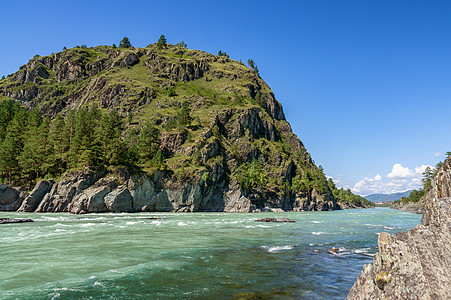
[329, 247, 339, 254]
[255, 217, 295, 223]
[0, 218, 34, 224]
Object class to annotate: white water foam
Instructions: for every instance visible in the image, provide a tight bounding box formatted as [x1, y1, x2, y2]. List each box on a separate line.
[178, 222, 188, 226]
[312, 232, 324, 235]
[261, 245, 293, 253]
[309, 221, 323, 224]
[268, 246, 293, 252]
[365, 224, 381, 227]
[151, 221, 161, 226]
[50, 223, 72, 228]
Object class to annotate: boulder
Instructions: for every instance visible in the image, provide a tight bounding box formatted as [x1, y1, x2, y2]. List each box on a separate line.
[68, 184, 112, 214]
[124, 52, 139, 66]
[0, 185, 22, 211]
[18, 180, 53, 212]
[104, 188, 133, 212]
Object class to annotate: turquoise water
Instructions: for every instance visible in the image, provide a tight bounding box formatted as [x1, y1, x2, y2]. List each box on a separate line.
[1, 208, 421, 299]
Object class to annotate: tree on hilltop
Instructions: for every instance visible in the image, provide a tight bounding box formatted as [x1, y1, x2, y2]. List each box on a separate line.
[247, 59, 259, 74]
[218, 50, 229, 58]
[176, 41, 187, 48]
[119, 37, 132, 48]
[157, 35, 167, 49]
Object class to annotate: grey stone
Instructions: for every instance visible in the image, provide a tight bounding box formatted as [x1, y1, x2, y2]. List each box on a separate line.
[18, 180, 53, 212]
[0, 185, 22, 211]
[104, 188, 133, 212]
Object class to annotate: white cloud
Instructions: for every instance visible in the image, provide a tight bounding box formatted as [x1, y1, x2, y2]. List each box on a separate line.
[329, 175, 351, 190]
[386, 163, 414, 178]
[350, 163, 434, 196]
[414, 165, 430, 175]
[434, 152, 442, 157]
[352, 175, 386, 195]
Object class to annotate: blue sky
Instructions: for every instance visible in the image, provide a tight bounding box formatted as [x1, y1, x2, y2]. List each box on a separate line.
[1, 1, 450, 195]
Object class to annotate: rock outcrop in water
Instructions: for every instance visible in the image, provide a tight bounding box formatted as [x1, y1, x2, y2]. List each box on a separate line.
[0, 218, 34, 224]
[347, 158, 451, 299]
[255, 217, 295, 223]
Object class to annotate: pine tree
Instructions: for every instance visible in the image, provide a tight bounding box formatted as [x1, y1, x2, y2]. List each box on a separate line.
[247, 59, 259, 74]
[157, 35, 167, 49]
[95, 110, 125, 166]
[0, 133, 19, 184]
[151, 149, 164, 169]
[0, 104, 28, 183]
[64, 110, 77, 166]
[37, 117, 55, 177]
[119, 37, 132, 48]
[137, 122, 160, 164]
[0, 99, 15, 140]
[18, 124, 41, 185]
[176, 41, 187, 48]
[70, 107, 99, 168]
[49, 115, 67, 176]
[177, 101, 191, 126]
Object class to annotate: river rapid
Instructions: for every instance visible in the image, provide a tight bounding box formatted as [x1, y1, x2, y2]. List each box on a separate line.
[0, 208, 420, 299]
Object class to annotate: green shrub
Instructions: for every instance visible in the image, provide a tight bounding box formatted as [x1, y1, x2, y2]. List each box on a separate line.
[166, 87, 176, 97]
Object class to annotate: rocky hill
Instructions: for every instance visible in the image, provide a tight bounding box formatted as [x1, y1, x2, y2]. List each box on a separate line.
[0, 42, 373, 213]
[347, 158, 451, 299]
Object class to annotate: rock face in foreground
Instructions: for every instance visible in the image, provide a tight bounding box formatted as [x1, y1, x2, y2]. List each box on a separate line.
[347, 159, 451, 299]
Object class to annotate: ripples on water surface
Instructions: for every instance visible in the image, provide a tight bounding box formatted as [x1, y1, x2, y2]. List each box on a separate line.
[0, 208, 421, 299]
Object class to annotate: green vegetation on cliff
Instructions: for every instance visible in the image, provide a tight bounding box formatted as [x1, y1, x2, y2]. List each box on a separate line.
[0, 39, 370, 209]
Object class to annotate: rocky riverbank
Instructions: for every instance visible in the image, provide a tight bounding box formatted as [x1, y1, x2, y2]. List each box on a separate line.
[347, 158, 451, 299]
[0, 168, 346, 214]
[390, 201, 423, 214]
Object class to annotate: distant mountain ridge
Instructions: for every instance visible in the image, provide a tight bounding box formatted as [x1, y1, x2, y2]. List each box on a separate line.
[364, 190, 413, 202]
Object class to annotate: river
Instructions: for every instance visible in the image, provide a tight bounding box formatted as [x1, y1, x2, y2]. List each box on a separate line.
[0, 208, 421, 299]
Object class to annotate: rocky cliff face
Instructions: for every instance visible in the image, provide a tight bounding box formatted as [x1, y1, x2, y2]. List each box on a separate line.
[1, 167, 339, 213]
[347, 158, 451, 299]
